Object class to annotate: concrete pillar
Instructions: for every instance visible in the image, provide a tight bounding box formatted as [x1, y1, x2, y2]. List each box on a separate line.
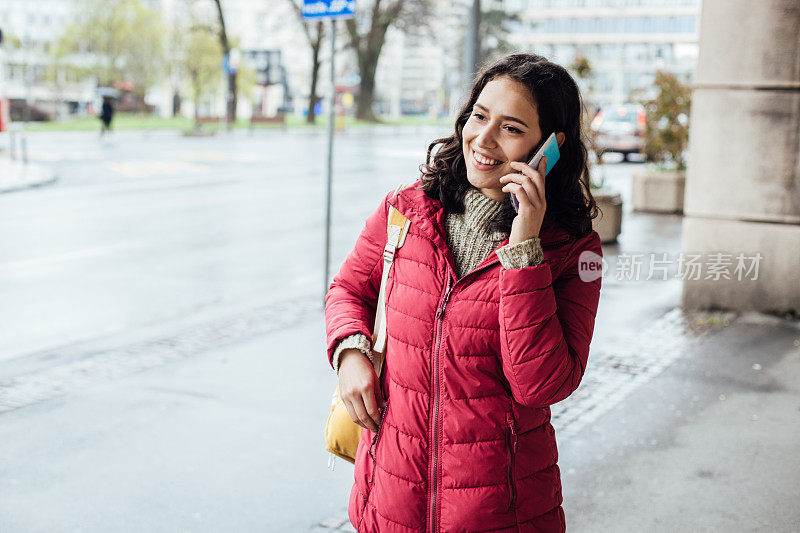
[681, 0, 800, 314]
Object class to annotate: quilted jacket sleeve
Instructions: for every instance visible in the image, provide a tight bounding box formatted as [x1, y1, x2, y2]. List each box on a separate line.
[498, 231, 603, 408]
[324, 191, 390, 371]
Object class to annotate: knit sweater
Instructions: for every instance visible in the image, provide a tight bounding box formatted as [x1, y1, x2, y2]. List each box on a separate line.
[331, 186, 545, 373]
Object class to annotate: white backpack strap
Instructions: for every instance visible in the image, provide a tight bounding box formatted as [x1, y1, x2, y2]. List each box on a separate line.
[371, 184, 412, 366]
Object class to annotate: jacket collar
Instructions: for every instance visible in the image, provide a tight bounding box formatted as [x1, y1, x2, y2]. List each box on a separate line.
[387, 180, 572, 251]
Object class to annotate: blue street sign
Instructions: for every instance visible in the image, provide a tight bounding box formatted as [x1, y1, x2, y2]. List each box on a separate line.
[302, 0, 356, 20]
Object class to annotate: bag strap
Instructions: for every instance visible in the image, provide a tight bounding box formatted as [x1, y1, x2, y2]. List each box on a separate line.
[371, 183, 412, 372]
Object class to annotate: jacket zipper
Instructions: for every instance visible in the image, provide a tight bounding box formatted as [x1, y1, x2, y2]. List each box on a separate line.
[430, 276, 453, 533]
[368, 398, 390, 486]
[427, 257, 502, 531]
[369, 397, 390, 463]
[427, 241, 547, 530]
[506, 411, 518, 511]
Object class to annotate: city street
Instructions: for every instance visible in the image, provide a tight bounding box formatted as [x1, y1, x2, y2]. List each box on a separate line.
[1, 0, 797, 529]
[2, 127, 796, 532]
[0, 126, 455, 361]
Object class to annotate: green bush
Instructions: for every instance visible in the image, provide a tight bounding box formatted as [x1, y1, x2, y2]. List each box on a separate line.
[642, 71, 692, 170]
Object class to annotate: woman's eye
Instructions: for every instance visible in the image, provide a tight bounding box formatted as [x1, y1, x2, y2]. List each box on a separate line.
[469, 113, 521, 133]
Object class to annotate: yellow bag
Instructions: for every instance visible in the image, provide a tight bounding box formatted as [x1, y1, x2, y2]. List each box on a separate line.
[325, 183, 412, 466]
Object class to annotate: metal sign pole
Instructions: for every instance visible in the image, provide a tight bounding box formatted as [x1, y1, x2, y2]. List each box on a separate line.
[303, 0, 355, 307]
[323, 17, 336, 306]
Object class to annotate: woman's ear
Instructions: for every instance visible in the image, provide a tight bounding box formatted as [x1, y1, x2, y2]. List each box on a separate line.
[556, 132, 566, 148]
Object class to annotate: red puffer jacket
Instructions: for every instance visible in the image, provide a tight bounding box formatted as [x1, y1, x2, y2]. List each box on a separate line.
[325, 180, 603, 532]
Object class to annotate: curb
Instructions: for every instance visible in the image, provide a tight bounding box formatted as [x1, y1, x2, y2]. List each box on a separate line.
[0, 158, 58, 193]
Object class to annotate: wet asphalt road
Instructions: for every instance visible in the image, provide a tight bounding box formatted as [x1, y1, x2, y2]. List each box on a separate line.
[1, 127, 452, 361]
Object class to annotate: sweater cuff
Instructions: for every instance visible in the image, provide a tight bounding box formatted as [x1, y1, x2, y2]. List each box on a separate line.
[495, 237, 544, 269]
[332, 333, 373, 374]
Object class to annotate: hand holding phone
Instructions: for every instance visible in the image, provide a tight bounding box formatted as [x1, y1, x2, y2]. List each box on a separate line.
[509, 132, 560, 212]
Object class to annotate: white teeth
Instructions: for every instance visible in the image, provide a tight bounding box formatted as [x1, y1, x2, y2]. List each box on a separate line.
[474, 152, 501, 166]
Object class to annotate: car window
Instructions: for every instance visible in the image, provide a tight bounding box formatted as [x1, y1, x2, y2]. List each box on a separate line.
[604, 108, 639, 123]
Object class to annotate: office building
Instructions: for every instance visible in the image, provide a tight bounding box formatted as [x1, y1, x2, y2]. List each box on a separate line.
[505, 0, 701, 105]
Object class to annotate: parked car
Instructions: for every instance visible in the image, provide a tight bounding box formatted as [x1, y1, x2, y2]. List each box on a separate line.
[590, 103, 646, 161]
[9, 99, 53, 121]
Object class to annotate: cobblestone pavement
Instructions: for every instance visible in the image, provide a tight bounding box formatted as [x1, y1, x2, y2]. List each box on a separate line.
[314, 306, 736, 531]
[550, 306, 734, 439]
[0, 295, 320, 413]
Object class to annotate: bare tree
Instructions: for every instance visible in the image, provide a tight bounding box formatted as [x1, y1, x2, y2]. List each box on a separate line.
[460, 3, 522, 82]
[480, 7, 521, 65]
[211, 0, 237, 125]
[344, 0, 432, 122]
[286, 1, 326, 124]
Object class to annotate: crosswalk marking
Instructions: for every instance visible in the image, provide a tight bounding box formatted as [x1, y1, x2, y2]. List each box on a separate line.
[105, 160, 211, 177]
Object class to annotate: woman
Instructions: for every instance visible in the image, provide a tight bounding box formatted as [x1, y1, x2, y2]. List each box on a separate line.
[325, 53, 603, 532]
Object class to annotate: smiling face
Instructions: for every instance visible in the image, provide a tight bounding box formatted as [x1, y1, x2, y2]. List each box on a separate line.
[461, 76, 544, 201]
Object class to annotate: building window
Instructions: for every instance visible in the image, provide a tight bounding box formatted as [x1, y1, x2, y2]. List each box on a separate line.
[624, 43, 648, 62]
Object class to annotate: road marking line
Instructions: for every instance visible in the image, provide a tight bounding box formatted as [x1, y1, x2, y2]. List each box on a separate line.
[0, 243, 141, 271]
[105, 160, 211, 177]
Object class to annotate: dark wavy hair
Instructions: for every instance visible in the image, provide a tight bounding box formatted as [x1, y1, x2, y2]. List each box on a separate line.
[419, 53, 598, 239]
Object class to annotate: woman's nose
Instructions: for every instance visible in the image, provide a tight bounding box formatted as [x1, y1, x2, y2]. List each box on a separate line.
[474, 125, 497, 148]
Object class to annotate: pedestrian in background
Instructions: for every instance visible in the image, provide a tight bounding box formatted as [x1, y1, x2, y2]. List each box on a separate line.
[325, 53, 603, 532]
[100, 96, 114, 138]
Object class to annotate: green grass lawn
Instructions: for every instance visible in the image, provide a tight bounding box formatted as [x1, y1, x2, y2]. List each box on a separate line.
[21, 113, 453, 133]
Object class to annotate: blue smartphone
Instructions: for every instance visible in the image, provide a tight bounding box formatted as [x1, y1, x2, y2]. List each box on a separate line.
[510, 132, 560, 212]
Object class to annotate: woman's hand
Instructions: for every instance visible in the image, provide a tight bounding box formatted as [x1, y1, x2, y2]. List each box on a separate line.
[338, 348, 386, 433]
[499, 155, 548, 245]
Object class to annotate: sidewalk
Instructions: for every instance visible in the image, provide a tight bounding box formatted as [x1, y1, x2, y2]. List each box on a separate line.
[562, 311, 800, 532]
[0, 156, 57, 193]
